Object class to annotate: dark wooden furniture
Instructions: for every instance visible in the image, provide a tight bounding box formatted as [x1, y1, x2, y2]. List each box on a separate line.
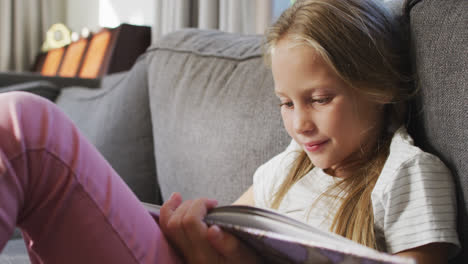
[32, 23, 151, 79]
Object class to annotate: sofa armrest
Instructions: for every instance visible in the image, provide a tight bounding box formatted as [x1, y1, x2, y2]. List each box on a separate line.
[0, 71, 101, 89]
[0, 81, 61, 101]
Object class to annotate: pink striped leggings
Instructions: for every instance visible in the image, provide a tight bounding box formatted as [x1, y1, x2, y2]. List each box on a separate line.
[0, 92, 181, 263]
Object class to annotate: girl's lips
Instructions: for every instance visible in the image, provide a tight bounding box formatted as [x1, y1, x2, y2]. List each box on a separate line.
[304, 140, 329, 152]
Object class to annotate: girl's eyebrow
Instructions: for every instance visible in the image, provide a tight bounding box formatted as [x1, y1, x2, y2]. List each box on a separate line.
[274, 90, 286, 96]
[275, 87, 329, 97]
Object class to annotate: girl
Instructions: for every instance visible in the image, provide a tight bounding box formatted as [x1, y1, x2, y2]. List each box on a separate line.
[159, 0, 460, 263]
[0, 0, 459, 264]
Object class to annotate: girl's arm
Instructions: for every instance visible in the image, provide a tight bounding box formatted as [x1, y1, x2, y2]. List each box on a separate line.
[233, 185, 255, 205]
[395, 243, 450, 264]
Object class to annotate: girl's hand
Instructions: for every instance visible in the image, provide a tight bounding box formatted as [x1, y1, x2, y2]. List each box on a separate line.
[159, 192, 262, 264]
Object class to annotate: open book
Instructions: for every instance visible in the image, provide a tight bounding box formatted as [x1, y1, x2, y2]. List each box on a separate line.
[142, 203, 414, 264]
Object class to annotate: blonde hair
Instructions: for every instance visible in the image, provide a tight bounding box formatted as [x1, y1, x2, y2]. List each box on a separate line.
[264, 0, 412, 250]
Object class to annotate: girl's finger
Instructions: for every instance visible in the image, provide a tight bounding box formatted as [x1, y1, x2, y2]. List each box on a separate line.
[160, 199, 195, 256]
[207, 225, 262, 263]
[159, 192, 183, 229]
[180, 198, 219, 260]
[182, 198, 218, 234]
[206, 225, 239, 256]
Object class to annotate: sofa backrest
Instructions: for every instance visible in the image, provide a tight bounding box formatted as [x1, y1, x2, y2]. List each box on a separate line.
[406, 0, 467, 262]
[146, 29, 290, 205]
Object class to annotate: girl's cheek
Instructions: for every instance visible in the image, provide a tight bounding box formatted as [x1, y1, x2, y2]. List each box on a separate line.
[281, 111, 294, 135]
[280, 109, 289, 124]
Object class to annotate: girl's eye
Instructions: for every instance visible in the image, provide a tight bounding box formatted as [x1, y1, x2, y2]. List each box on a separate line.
[311, 97, 332, 105]
[279, 102, 294, 108]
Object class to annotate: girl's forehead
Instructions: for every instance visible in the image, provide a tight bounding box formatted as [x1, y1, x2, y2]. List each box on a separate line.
[272, 39, 321, 66]
[271, 38, 356, 97]
[273, 39, 333, 76]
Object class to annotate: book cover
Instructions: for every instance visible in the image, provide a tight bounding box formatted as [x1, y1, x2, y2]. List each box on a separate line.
[142, 203, 414, 264]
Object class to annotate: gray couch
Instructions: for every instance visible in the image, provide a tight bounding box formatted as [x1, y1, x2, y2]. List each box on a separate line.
[1, 0, 467, 263]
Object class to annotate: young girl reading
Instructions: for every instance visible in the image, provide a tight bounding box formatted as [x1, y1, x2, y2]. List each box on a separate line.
[0, 0, 460, 263]
[158, 0, 460, 263]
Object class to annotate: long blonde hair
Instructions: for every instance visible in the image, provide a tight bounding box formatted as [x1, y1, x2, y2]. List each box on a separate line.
[264, 0, 412, 250]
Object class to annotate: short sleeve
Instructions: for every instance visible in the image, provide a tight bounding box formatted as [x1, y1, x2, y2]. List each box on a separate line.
[253, 139, 300, 209]
[381, 153, 460, 255]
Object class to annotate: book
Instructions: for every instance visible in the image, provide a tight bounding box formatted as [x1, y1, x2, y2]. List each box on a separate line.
[142, 203, 414, 264]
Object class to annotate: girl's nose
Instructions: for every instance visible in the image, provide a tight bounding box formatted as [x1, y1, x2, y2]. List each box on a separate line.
[293, 107, 315, 135]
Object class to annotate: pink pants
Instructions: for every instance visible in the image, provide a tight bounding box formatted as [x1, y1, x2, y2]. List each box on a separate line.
[0, 92, 181, 263]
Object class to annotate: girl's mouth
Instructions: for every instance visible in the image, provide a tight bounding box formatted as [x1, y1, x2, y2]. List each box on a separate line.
[304, 140, 329, 152]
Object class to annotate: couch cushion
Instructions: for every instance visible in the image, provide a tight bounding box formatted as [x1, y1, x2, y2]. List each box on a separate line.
[407, 0, 467, 262]
[0, 81, 60, 101]
[147, 29, 290, 205]
[55, 57, 160, 204]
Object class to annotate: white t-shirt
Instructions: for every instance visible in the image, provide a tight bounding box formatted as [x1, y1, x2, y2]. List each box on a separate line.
[253, 127, 460, 254]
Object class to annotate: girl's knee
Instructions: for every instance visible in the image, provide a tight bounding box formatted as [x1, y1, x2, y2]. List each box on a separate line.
[0, 91, 52, 115]
[0, 91, 62, 150]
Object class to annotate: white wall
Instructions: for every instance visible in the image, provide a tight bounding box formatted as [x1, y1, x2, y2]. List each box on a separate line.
[99, 0, 155, 28]
[66, 0, 100, 32]
[66, 0, 154, 33]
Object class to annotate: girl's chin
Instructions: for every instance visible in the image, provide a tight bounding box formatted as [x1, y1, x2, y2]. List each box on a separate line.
[306, 157, 342, 176]
[306, 158, 333, 171]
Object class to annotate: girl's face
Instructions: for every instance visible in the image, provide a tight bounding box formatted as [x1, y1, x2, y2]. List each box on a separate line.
[271, 38, 384, 177]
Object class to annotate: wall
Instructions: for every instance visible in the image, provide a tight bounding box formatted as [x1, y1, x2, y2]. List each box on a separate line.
[99, 0, 155, 28]
[66, 0, 100, 32]
[66, 0, 154, 33]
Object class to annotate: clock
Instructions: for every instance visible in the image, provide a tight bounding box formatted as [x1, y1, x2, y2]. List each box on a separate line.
[41, 23, 72, 52]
